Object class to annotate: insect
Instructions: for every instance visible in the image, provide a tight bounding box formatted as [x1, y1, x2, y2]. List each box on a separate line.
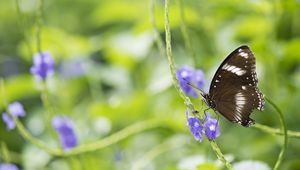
[199, 45, 264, 127]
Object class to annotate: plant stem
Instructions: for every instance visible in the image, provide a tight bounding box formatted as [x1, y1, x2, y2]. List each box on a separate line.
[36, 0, 44, 53]
[164, 0, 195, 112]
[14, 117, 163, 157]
[210, 141, 232, 170]
[177, 0, 197, 66]
[15, 118, 62, 155]
[15, 0, 33, 57]
[150, 0, 165, 59]
[41, 81, 57, 137]
[132, 136, 186, 170]
[163, 1, 231, 169]
[265, 96, 287, 170]
[253, 123, 300, 138]
[63, 118, 163, 156]
[0, 78, 8, 108]
[0, 142, 11, 162]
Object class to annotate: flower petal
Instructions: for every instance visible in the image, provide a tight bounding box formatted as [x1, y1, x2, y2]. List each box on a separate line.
[8, 102, 26, 117]
[176, 65, 205, 98]
[2, 112, 16, 130]
[52, 116, 78, 150]
[0, 163, 19, 170]
[186, 111, 203, 142]
[30, 51, 55, 80]
[204, 112, 220, 140]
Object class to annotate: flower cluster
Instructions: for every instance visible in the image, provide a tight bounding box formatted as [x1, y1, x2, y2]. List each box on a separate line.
[30, 51, 55, 80]
[186, 111, 220, 141]
[52, 116, 78, 150]
[176, 65, 205, 97]
[30, 52, 78, 149]
[0, 163, 19, 170]
[2, 102, 26, 130]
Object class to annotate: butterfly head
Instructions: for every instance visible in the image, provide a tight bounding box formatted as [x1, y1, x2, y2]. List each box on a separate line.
[203, 94, 216, 110]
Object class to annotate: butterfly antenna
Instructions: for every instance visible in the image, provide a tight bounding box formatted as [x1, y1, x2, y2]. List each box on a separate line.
[182, 78, 206, 98]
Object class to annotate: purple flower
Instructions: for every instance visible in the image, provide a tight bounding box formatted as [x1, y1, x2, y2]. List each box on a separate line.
[1, 102, 26, 130]
[30, 51, 55, 80]
[0, 163, 19, 170]
[186, 111, 203, 142]
[176, 65, 205, 97]
[8, 102, 26, 117]
[204, 112, 220, 140]
[2, 112, 16, 130]
[52, 116, 78, 150]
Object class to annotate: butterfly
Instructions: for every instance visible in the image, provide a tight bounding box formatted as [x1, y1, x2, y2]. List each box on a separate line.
[199, 45, 264, 127]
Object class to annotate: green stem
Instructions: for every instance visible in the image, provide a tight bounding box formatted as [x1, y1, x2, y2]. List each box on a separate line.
[15, 118, 62, 155]
[15, 0, 33, 57]
[132, 136, 186, 170]
[164, 0, 195, 112]
[36, 0, 44, 53]
[253, 123, 300, 138]
[210, 141, 232, 170]
[150, 0, 165, 59]
[0, 142, 11, 162]
[63, 118, 163, 156]
[41, 82, 54, 123]
[0, 78, 8, 108]
[265, 96, 287, 170]
[40, 81, 60, 148]
[163, 1, 231, 169]
[14, 117, 163, 156]
[177, 0, 196, 66]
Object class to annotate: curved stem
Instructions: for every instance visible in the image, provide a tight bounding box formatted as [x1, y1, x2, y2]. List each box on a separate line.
[164, 0, 195, 112]
[63, 118, 163, 156]
[36, 0, 44, 53]
[14, 117, 164, 156]
[163, 1, 231, 169]
[0, 142, 11, 162]
[210, 141, 232, 169]
[0, 79, 8, 108]
[177, 0, 196, 66]
[15, 118, 62, 155]
[15, 0, 33, 57]
[132, 136, 186, 170]
[264, 96, 287, 170]
[41, 81, 58, 141]
[253, 123, 300, 138]
[150, 0, 165, 59]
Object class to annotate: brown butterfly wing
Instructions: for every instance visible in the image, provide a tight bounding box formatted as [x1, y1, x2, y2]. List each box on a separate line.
[208, 45, 264, 126]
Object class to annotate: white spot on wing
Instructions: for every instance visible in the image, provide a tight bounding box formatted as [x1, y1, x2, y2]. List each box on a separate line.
[240, 52, 248, 58]
[242, 86, 246, 90]
[222, 63, 229, 69]
[222, 64, 246, 76]
[235, 92, 246, 115]
[235, 70, 246, 76]
[232, 67, 241, 73]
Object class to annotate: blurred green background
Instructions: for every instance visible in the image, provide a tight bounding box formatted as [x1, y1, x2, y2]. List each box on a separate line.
[1, 0, 300, 169]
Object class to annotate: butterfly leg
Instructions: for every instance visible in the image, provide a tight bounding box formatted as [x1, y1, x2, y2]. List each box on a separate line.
[203, 107, 210, 113]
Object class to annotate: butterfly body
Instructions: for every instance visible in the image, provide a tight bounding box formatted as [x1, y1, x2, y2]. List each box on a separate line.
[202, 45, 264, 127]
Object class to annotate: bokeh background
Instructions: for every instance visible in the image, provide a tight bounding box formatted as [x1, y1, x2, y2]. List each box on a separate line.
[1, 0, 300, 169]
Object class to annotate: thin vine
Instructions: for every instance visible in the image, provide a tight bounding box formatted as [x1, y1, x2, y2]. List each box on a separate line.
[265, 96, 287, 170]
[163, 0, 232, 169]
